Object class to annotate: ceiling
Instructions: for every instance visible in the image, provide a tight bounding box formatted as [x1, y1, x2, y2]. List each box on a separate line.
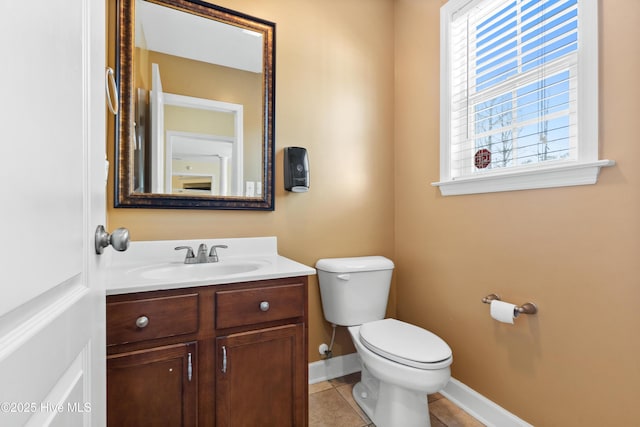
[135, 0, 263, 73]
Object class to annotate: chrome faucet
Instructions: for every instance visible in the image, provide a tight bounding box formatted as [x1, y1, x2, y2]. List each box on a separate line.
[175, 244, 228, 264]
[195, 243, 209, 263]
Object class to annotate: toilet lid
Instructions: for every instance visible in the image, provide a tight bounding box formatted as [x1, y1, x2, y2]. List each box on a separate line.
[359, 319, 452, 370]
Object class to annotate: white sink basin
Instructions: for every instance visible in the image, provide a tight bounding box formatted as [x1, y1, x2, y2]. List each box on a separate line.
[107, 237, 317, 294]
[127, 259, 270, 282]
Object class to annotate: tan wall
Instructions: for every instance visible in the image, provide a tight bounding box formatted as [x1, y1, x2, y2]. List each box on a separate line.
[395, 0, 640, 426]
[107, 0, 396, 363]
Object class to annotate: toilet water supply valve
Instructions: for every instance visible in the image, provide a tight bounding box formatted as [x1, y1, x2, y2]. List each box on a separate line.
[318, 343, 330, 357]
[319, 324, 337, 359]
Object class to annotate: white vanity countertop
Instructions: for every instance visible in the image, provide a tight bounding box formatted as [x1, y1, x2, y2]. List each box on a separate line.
[107, 236, 316, 295]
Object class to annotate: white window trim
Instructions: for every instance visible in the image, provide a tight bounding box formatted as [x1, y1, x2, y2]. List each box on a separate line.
[433, 0, 613, 196]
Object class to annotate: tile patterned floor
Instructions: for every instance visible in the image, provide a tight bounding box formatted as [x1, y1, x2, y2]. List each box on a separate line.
[309, 372, 485, 427]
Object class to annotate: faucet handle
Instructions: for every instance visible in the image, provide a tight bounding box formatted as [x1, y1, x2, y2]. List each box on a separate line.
[209, 244, 228, 256]
[208, 244, 228, 262]
[175, 246, 195, 260]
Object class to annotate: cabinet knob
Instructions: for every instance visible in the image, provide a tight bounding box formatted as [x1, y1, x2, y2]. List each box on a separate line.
[136, 316, 149, 328]
[259, 301, 270, 312]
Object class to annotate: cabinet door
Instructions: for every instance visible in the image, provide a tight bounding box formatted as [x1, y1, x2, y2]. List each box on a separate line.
[107, 342, 197, 427]
[216, 324, 307, 427]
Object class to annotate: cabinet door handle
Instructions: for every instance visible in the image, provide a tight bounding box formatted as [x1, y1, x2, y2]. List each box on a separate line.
[221, 346, 227, 373]
[187, 352, 193, 382]
[135, 316, 149, 328]
[259, 301, 270, 312]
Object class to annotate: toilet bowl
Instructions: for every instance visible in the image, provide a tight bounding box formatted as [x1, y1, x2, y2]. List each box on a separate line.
[348, 320, 452, 427]
[315, 256, 453, 427]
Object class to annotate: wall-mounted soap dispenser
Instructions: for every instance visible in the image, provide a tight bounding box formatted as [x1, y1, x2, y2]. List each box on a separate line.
[284, 147, 310, 192]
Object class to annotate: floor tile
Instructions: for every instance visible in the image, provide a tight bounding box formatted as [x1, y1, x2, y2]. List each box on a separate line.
[328, 371, 360, 386]
[309, 380, 334, 394]
[430, 413, 448, 427]
[335, 383, 371, 424]
[429, 398, 486, 427]
[309, 388, 370, 427]
[428, 392, 444, 403]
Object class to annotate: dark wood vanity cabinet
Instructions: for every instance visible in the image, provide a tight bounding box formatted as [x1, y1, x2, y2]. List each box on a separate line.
[216, 324, 306, 427]
[107, 342, 198, 426]
[106, 277, 308, 427]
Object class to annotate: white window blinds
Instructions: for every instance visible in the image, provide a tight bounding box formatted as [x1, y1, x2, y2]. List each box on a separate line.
[437, 0, 611, 195]
[449, 0, 580, 178]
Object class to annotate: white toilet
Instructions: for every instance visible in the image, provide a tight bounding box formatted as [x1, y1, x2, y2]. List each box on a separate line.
[315, 256, 452, 427]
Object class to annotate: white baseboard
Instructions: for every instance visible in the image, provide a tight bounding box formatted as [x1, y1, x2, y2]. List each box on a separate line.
[308, 354, 532, 427]
[440, 378, 533, 427]
[308, 353, 361, 384]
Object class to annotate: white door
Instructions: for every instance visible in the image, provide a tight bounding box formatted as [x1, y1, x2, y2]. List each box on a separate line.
[0, 0, 109, 425]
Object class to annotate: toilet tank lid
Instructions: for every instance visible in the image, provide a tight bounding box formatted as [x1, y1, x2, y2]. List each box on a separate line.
[315, 256, 394, 273]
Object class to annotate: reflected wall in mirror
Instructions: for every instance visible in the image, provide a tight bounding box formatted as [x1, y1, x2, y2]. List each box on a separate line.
[115, 0, 275, 209]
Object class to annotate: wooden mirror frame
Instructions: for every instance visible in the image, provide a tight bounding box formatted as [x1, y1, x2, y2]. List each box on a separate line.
[114, 0, 275, 210]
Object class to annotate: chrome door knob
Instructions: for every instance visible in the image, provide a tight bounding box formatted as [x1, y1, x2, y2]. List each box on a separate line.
[95, 225, 130, 254]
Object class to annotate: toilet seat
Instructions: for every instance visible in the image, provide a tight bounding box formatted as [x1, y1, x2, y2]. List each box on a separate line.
[359, 319, 452, 370]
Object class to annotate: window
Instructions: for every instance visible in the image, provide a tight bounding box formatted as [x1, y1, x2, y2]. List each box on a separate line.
[434, 0, 612, 196]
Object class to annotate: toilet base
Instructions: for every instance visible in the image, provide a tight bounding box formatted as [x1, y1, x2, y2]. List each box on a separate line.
[352, 365, 432, 427]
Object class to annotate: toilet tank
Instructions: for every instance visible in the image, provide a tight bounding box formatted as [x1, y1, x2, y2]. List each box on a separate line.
[315, 256, 394, 326]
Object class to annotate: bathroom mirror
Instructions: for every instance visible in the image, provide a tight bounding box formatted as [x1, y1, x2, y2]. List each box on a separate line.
[114, 0, 275, 209]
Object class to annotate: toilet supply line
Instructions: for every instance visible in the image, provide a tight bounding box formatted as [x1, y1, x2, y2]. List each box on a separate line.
[320, 324, 337, 359]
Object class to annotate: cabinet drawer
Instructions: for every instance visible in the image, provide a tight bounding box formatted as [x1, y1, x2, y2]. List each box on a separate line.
[107, 294, 199, 346]
[216, 283, 305, 329]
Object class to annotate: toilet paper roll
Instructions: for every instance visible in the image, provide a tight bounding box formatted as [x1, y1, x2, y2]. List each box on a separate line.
[490, 300, 518, 324]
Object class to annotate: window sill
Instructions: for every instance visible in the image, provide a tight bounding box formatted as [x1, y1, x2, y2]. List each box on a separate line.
[432, 160, 615, 196]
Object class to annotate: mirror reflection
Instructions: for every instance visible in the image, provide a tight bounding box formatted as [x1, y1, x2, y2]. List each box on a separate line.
[115, 0, 275, 209]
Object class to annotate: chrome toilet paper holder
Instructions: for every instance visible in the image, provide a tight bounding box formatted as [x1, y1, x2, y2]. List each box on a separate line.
[482, 293, 538, 315]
